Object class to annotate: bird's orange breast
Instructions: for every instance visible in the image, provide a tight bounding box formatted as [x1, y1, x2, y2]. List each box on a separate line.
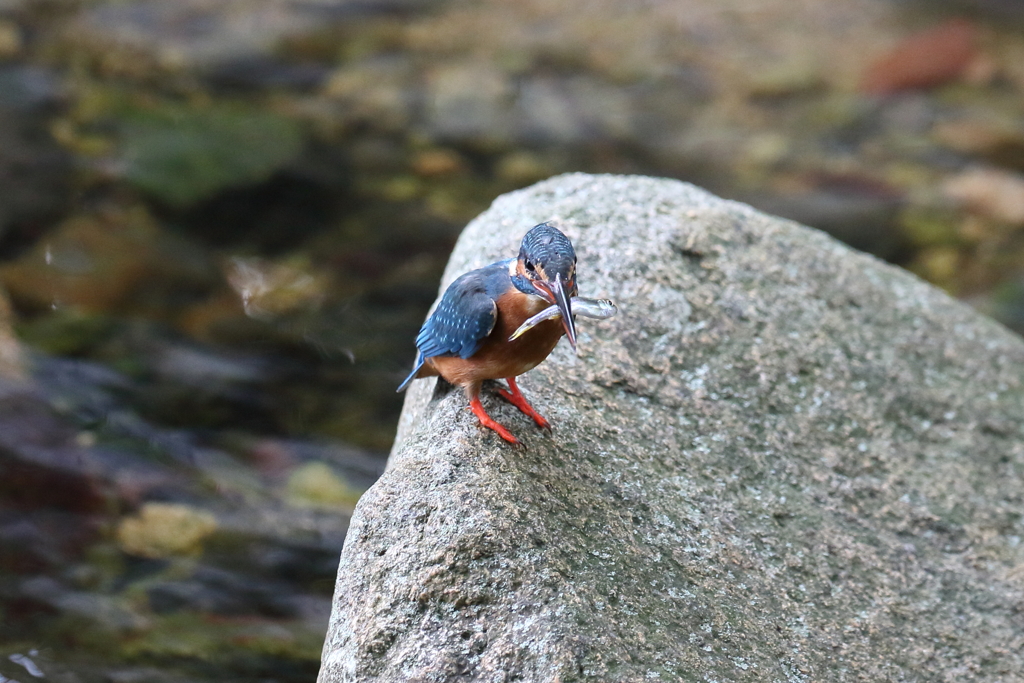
[426, 290, 563, 388]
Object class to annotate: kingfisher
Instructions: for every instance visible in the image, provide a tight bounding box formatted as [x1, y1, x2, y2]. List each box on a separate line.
[398, 222, 579, 445]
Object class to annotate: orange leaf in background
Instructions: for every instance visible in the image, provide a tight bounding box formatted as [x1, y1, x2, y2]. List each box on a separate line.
[860, 18, 978, 95]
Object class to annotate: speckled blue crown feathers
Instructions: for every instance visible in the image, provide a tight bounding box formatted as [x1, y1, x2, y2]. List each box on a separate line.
[519, 222, 576, 273]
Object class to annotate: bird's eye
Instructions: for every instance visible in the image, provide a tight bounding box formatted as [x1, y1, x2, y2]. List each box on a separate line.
[525, 260, 535, 272]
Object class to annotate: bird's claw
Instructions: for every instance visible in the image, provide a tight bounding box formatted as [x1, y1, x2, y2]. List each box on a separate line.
[469, 396, 521, 445]
[497, 387, 551, 431]
[488, 421, 522, 446]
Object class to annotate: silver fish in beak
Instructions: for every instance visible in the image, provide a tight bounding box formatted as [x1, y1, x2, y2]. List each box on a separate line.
[509, 295, 618, 346]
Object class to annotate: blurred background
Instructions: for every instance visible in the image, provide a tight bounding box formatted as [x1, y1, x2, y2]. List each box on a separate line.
[1, 0, 1023, 680]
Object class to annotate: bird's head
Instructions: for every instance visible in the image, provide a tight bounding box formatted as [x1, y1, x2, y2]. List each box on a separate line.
[512, 222, 579, 350]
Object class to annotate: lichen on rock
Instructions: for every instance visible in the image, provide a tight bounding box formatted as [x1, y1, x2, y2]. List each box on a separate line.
[319, 173, 1024, 682]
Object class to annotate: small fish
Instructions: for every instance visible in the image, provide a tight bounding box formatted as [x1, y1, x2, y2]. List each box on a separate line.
[509, 296, 618, 342]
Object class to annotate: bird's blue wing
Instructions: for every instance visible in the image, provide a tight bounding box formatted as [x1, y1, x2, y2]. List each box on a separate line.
[415, 270, 499, 360]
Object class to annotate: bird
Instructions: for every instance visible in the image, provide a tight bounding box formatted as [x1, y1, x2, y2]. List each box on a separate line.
[397, 222, 579, 445]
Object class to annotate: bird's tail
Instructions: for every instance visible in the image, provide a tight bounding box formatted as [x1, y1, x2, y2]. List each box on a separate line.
[396, 355, 425, 392]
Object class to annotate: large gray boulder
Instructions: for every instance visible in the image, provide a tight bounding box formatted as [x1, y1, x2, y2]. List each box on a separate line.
[319, 174, 1024, 682]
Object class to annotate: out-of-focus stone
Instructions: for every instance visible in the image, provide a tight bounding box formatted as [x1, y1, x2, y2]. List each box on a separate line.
[67, 0, 439, 72]
[516, 75, 634, 145]
[425, 62, 515, 146]
[942, 166, 1024, 226]
[746, 59, 824, 98]
[0, 204, 218, 315]
[0, 19, 22, 57]
[860, 19, 978, 94]
[495, 150, 554, 186]
[935, 116, 1024, 172]
[117, 502, 217, 559]
[411, 148, 466, 177]
[323, 56, 417, 132]
[285, 461, 361, 511]
[114, 101, 304, 207]
[0, 286, 24, 380]
[0, 389, 114, 514]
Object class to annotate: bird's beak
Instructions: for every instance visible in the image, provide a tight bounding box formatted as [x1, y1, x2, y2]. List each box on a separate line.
[538, 273, 577, 352]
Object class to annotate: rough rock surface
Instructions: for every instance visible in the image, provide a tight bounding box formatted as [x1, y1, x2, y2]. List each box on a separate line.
[319, 174, 1024, 682]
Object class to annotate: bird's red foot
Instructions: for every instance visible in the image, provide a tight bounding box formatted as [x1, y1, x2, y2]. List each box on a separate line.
[469, 395, 520, 445]
[497, 377, 551, 431]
